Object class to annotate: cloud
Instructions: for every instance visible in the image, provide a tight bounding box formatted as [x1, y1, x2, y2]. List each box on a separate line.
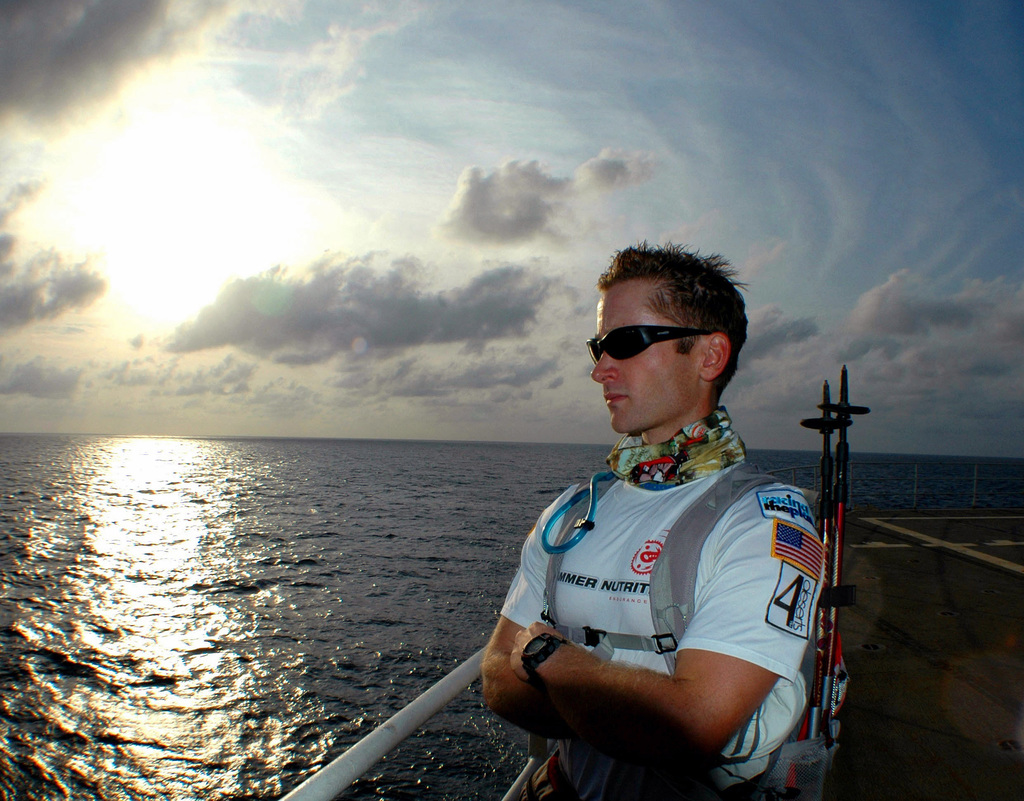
[573, 149, 655, 193]
[847, 269, 981, 335]
[439, 161, 571, 244]
[0, 0, 237, 123]
[841, 269, 1024, 368]
[439, 150, 655, 244]
[279, 12, 410, 119]
[742, 304, 819, 362]
[166, 253, 557, 363]
[834, 271, 1024, 427]
[662, 210, 725, 249]
[100, 358, 167, 389]
[101, 354, 256, 396]
[280, 23, 367, 118]
[0, 237, 107, 335]
[248, 378, 319, 416]
[168, 355, 256, 396]
[0, 182, 43, 226]
[340, 353, 560, 400]
[0, 356, 81, 399]
[731, 269, 1024, 457]
[741, 239, 787, 282]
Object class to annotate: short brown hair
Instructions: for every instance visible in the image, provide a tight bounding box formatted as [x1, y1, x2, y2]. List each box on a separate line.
[597, 242, 747, 393]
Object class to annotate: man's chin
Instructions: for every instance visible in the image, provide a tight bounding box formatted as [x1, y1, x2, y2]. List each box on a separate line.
[608, 416, 641, 438]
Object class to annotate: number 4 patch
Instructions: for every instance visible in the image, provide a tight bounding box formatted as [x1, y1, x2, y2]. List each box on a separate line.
[766, 562, 820, 639]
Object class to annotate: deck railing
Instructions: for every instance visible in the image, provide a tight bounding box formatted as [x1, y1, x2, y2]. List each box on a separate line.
[278, 648, 538, 801]
[767, 460, 1024, 510]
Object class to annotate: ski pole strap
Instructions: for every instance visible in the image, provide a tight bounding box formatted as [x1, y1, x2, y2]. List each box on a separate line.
[819, 585, 856, 608]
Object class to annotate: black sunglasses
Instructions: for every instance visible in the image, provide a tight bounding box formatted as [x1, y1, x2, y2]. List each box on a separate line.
[587, 325, 712, 364]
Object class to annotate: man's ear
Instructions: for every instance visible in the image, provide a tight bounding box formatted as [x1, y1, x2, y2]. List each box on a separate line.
[699, 332, 731, 384]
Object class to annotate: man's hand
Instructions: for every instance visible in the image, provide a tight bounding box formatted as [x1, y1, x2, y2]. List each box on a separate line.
[481, 616, 575, 739]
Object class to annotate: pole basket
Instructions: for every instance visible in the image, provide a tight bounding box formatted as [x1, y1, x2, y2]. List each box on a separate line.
[760, 735, 836, 801]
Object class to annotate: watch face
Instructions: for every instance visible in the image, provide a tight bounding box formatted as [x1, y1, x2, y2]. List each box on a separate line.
[524, 635, 550, 657]
[522, 634, 563, 675]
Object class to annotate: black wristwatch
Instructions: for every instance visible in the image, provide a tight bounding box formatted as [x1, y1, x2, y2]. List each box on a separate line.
[521, 633, 565, 684]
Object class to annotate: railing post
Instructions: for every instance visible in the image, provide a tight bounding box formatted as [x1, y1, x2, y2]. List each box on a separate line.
[913, 463, 919, 510]
[500, 735, 550, 801]
[972, 463, 979, 508]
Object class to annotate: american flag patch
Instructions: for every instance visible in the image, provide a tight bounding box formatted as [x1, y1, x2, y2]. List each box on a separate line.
[771, 519, 824, 578]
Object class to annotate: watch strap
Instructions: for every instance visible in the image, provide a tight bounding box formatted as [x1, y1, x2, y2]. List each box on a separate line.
[521, 632, 565, 680]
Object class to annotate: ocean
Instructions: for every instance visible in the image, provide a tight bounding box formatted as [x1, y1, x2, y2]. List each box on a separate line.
[1, 435, 1021, 801]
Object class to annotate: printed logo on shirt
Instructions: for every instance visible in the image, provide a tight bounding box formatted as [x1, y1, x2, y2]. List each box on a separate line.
[556, 571, 599, 589]
[756, 490, 815, 531]
[556, 570, 650, 598]
[631, 539, 663, 575]
[766, 562, 818, 639]
[770, 519, 825, 579]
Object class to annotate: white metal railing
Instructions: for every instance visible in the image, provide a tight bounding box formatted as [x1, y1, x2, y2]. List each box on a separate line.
[278, 648, 544, 801]
[768, 460, 1024, 510]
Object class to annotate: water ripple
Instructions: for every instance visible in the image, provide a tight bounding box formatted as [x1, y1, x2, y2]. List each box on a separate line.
[0, 434, 612, 799]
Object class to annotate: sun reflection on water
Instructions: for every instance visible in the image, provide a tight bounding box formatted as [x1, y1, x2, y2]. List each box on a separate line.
[9, 436, 315, 800]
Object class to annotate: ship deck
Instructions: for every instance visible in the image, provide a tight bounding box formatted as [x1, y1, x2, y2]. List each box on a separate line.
[825, 508, 1024, 800]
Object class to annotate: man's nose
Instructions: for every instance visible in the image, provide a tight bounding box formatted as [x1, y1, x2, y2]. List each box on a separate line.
[590, 354, 617, 383]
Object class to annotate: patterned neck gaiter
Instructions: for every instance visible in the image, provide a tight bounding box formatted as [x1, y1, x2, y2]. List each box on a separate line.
[606, 407, 747, 489]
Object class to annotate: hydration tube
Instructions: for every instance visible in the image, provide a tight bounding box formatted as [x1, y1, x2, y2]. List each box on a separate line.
[540, 471, 615, 554]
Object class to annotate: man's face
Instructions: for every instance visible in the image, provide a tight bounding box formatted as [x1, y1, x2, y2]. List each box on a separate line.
[591, 279, 713, 444]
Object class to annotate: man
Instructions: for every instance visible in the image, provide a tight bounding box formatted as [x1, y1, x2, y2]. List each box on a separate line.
[482, 243, 822, 800]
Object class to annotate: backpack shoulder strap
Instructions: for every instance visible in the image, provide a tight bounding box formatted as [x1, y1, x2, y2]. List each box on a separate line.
[649, 463, 778, 671]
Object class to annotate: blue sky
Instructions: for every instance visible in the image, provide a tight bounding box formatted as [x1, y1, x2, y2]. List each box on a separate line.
[1, 1, 1022, 457]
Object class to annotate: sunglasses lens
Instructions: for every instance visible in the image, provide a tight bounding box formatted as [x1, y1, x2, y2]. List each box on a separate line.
[603, 328, 646, 360]
[598, 331, 626, 358]
[589, 328, 647, 363]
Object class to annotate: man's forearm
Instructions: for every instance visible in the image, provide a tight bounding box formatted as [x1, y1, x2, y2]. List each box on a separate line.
[537, 645, 717, 768]
[481, 641, 574, 739]
[489, 617, 778, 769]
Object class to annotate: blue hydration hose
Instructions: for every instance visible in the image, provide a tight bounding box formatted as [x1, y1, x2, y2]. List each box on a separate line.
[540, 471, 615, 554]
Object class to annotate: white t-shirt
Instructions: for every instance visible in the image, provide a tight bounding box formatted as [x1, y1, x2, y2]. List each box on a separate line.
[501, 466, 822, 798]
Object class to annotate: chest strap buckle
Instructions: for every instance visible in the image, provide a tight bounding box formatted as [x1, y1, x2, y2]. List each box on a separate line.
[653, 633, 678, 654]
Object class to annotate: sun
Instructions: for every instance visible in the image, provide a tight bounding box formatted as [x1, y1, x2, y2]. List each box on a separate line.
[58, 103, 319, 324]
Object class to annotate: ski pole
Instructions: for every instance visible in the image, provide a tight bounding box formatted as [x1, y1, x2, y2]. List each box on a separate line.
[800, 381, 845, 739]
[816, 366, 869, 741]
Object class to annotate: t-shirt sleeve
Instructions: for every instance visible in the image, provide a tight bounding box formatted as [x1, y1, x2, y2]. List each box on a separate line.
[679, 484, 822, 683]
[499, 487, 575, 628]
